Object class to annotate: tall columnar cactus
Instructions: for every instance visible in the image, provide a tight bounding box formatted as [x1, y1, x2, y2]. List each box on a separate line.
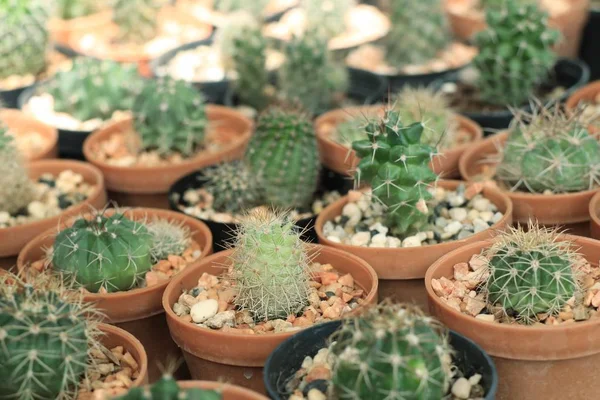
[0, 271, 102, 399]
[302, 0, 356, 38]
[229, 209, 312, 321]
[330, 301, 452, 400]
[0, 0, 50, 80]
[56, 0, 100, 19]
[113, 0, 162, 44]
[246, 106, 320, 209]
[116, 374, 221, 399]
[483, 222, 581, 324]
[203, 160, 262, 214]
[352, 107, 439, 236]
[51, 210, 154, 293]
[212, 0, 268, 17]
[146, 218, 191, 263]
[473, 0, 560, 106]
[133, 77, 208, 156]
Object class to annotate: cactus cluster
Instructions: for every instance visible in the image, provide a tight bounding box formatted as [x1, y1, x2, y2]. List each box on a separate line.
[112, 0, 162, 44]
[473, 0, 560, 106]
[203, 160, 262, 214]
[330, 301, 452, 400]
[133, 77, 208, 157]
[229, 209, 312, 322]
[212, 0, 268, 17]
[116, 374, 221, 399]
[56, 0, 101, 20]
[302, 0, 356, 38]
[146, 217, 191, 263]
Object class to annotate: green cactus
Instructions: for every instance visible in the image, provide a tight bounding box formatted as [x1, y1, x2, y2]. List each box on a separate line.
[229, 209, 312, 322]
[473, 0, 560, 106]
[0, 271, 103, 399]
[479, 0, 536, 11]
[302, 0, 356, 38]
[212, 0, 268, 17]
[352, 107, 439, 236]
[133, 77, 208, 156]
[51, 210, 154, 293]
[56, 0, 101, 19]
[113, 0, 162, 44]
[203, 160, 262, 214]
[0, 0, 50, 80]
[246, 106, 320, 210]
[330, 301, 452, 400]
[334, 119, 367, 147]
[483, 222, 581, 324]
[146, 217, 191, 263]
[116, 374, 221, 399]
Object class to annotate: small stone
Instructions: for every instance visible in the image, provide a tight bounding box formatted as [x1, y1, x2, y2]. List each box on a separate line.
[350, 231, 370, 247]
[467, 209, 480, 221]
[573, 305, 589, 321]
[491, 212, 503, 223]
[386, 237, 402, 248]
[469, 373, 482, 385]
[402, 236, 422, 247]
[475, 314, 495, 322]
[305, 365, 331, 383]
[457, 230, 473, 240]
[444, 221, 462, 236]
[27, 201, 46, 219]
[0, 211, 9, 224]
[451, 377, 471, 399]
[303, 380, 329, 396]
[369, 222, 389, 235]
[338, 273, 354, 287]
[205, 310, 235, 329]
[307, 388, 327, 400]
[469, 254, 488, 271]
[591, 291, 600, 308]
[271, 319, 293, 333]
[453, 263, 470, 280]
[479, 211, 493, 222]
[465, 296, 486, 316]
[472, 198, 491, 212]
[172, 302, 189, 316]
[473, 218, 488, 233]
[342, 203, 361, 226]
[326, 235, 341, 243]
[190, 299, 219, 323]
[448, 194, 465, 207]
[370, 233, 387, 247]
[435, 217, 448, 228]
[449, 208, 467, 222]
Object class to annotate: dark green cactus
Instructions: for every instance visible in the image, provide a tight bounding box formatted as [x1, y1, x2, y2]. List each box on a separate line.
[115, 374, 221, 399]
[113, 0, 162, 44]
[203, 160, 262, 214]
[146, 217, 191, 264]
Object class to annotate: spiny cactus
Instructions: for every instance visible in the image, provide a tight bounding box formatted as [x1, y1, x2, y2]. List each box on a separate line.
[212, 0, 268, 17]
[56, 0, 101, 19]
[334, 119, 367, 146]
[51, 210, 154, 293]
[246, 106, 320, 210]
[203, 160, 262, 214]
[133, 77, 208, 156]
[146, 218, 191, 263]
[330, 301, 452, 400]
[0, 271, 103, 399]
[112, 0, 162, 44]
[473, 0, 560, 106]
[483, 222, 581, 324]
[302, 0, 356, 38]
[229, 209, 312, 322]
[479, 0, 535, 11]
[0, 0, 50, 80]
[116, 374, 221, 399]
[352, 107, 439, 236]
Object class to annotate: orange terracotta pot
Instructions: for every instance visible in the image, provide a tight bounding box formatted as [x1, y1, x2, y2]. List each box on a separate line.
[1, 109, 58, 161]
[425, 235, 600, 400]
[314, 180, 513, 310]
[48, 10, 113, 46]
[565, 79, 600, 134]
[589, 191, 600, 239]
[176, 381, 268, 400]
[444, 0, 590, 58]
[162, 244, 378, 394]
[17, 207, 213, 382]
[98, 323, 149, 387]
[83, 106, 253, 209]
[314, 105, 483, 179]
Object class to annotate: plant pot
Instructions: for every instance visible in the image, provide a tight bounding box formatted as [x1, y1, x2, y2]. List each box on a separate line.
[343, 67, 388, 108]
[263, 320, 498, 400]
[162, 244, 378, 394]
[314, 180, 513, 311]
[579, 9, 600, 80]
[178, 381, 269, 400]
[48, 10, 113, 47]
[0, 109, 58, 161]
[17, 207, 214, 382]
[0, 159, 107, 269]
[565, 79, 600, 122]
[314, 105, 483, 178]
[459, 130, 598, 236]
[83, 106, 253, 209]
[589, 191, 600, 239]
[425, 235, 600, 400]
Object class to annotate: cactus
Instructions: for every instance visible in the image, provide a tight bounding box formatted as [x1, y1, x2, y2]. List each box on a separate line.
[229, 209, 312, 322]
[479, 0, 535, 11]
[473, 0, 560, 106]
[112, 0, 162, 44]
[133, 77, 208, 157]
[212, 0, 268, 17]
[203, 160, 262, 214]
[56, 0, 100, 19]
[146, 218, 191, 263]
[302, 0, 356, 38]
[334, 119, 367, 146]
[329, 301, 452, 400]
[246, 106, 320, 210]
[51, 210, 154, 293]
[116, 374, 221, 399]
[352, 107, 439, 236]
[0, 271, 103, 399]
[483, 222, 581, 324]
[0, 0, 50, 80]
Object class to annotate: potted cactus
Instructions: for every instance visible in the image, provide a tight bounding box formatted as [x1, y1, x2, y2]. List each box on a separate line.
[264, 301, 498, 400]
[47, 0, 112, 47]
[0, 271, 149, 398]
[426, 222, 600, 399]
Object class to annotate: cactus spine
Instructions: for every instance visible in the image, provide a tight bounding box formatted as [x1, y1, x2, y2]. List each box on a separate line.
[302, 0, 356, 38]
[203, 160, 262, 214]
[112, 0, 162, 44]
[116, 374, 221, 399]
[146, 218, 191, 263]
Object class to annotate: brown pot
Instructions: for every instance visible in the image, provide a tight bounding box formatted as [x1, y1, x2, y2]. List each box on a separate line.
[444, 0, 590, 58]
[83, 106, 253, 209]
[314, 180, 513, 310]
[1, 109, 58, 161]
[162, 244, 378, 394]
[425, 235, 600, 400]
[314, 105, 483, 179]
[98, 322, 149, 386]
[17, 207, 213, 382]
[589, 191, 600, 239]
[565, 80, 600, 134]
[48, 10, 113, 46]
[175, 381, 268, 400]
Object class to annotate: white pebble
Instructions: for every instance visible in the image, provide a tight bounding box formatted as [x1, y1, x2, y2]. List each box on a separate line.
[205, 310, 235, 329]
[444, 221, 463, 236]
[327, 235, 341, 243]
[313, 348, 330, 365]
[472, 198, 491, 212]
[307, 389, 327, 400]
[449, 207, 467, 222]
[469, 373, 482, 385]
[368, 222, 389, 235]
[190, 299, 219, 323]
[479, 211, 493, 222]
[435, 217, 448, 228]
[350, 231, 371, 247]
[448, 194, 465, 207]
[475, 314, 495, 322]
[370, 233, 387, 247]
[0, 211, 9, 224]
[387, 237, 402, 248]
[402, 236, 422, 247]
[473, 218, 489, 234]
[342, 203, 362, 226]
[416, 232, 427, 241]
[27, 201, 47, 219]
[467, 209, 480, 221]
[491, 212, 503, 223]
[451, 377, 472, 399]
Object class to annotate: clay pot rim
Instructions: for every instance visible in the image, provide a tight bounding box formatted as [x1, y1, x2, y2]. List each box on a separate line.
[16, 207, 213, 303]
[444, 0, 589, 20]
[565, 79, 600, 111]
[0, 109, 59, 161]
[589, 191, 600, 230]
[424, 235, 600, 333]
[82, 105, 253, 173]
[314, 179, 513, 255]
[162, 244, 379, 339]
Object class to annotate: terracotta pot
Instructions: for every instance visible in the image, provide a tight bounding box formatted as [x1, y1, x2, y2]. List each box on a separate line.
[314, 180, 513, 310]
[177, 381, 268, 400]
[459, 130, 600, 232]
[98, 323, 149, 386]
[17, 207, 213, 382]
[589, 191, 600, 239]
[425, 235, 600, 400]
[444, 0, 590, 57]
[83, 106, 253, 209]
[565, 79, 600, 133]
[48, 10, 113, 46]
[1, 109, 58, 161]
[162, 244, 378, 394]
[314, 105, 483, 179]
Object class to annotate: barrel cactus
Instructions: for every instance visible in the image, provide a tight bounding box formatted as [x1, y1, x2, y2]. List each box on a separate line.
[302, 0, 356, 38]
[56, 0, 100, 19]
[146, 217, 191, 263]
[113, 0, 162, 44]
[330, 301, 452, 400]
[203, 160, 262, 214]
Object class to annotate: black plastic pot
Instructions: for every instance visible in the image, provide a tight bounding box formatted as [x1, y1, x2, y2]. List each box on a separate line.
[579, 10, 600, 81]
[264, 320, 499, 400]
[168, 167, 353, 251]
[344, 67, 388, 109]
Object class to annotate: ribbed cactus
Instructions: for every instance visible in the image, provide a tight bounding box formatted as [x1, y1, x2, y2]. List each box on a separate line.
[483, 222, 581, 324]
[0, 271, 102, 399]
[113, 0, 162, 44]
[352, 107, 439, 236]
[56, 0, 100, 19]
[213, 0, 268, 17]
[116, 374, 221, 399]
[203, 160, 262, 214]
[133, 77, 208, 156]
[330, 301, 452, 400]
[0, 0, 50, 80]
[302, 0, 356, 38]
[229, 209, 312, 322]
[334, 119, 366, 146]
[146, 218, 191, 263]
[473, 0, 560, 106]
[52, 210, 154, 293]
[246, 106, 320, 209]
